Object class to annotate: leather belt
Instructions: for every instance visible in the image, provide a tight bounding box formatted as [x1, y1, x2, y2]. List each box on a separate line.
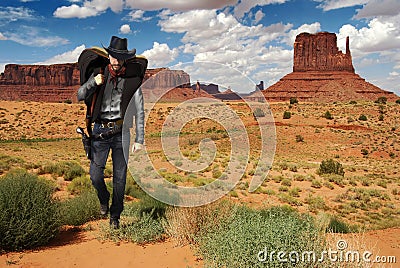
[98, 119, 123, 129]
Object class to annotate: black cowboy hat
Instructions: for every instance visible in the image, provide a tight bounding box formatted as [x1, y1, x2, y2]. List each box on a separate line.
[103, 36, 136, 60]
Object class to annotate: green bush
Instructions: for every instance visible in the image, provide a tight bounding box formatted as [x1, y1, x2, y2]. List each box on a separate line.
[318, 159, 345, 176]
[197, 206, 322, 268]
[0, 155, 25, 174]
[375, 96, 387, 104]
[283, 111, 291, 119]
[326, 217, 353, 233]
[289, 97, 298, 104]
[324, 111, 333, 120]
[396, 99, 400, 104]
[295, 134, 304, 142]
[102, 209, 165, 244]
[125, 174, 146, 199]
[253, 107, 265, 118]
[39, 161, 85, 181]
[0, 170, 60, 251]
[67, 175, 92, 194]
[100, 195, 167, 244]
[358, 114, 367, 121]
[60, 190, 101, 226]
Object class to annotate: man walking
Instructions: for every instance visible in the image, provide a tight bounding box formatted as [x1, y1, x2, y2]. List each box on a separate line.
[77, 36, 145, 229]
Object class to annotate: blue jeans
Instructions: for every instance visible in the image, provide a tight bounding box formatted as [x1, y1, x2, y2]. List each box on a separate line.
[90, 123, 130, 219]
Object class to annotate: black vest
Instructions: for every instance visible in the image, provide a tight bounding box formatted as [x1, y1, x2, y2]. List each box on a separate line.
[91, 64, 144, 128]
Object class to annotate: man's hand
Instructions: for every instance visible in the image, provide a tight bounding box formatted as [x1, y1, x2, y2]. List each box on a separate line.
[132, 142, 144, 153]
[94, 73, 105, 85]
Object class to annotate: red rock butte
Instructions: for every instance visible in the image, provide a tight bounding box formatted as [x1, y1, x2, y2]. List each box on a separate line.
[0, 64, 194, 103]
[250, 32, 398, 102]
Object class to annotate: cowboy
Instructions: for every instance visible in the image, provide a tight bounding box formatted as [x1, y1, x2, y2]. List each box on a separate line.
[77, 36, 145, 229]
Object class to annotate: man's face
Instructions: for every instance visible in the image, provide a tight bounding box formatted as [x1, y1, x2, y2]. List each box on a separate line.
[109, 55, 124, 70]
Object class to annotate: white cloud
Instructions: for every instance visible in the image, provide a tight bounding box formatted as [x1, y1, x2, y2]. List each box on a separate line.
[0, 63, 6, 73]
[0, 32, 7, 40]
[389, 71, 399, 77]
[338, 17, 400, 54]
[283, 22, 321, 46]
[54, 0, 124, 18]
[0, 6, 36, 24]
[355, 0, 400, 18]
[5, 26, 69, 47]
[233, 0, 287, 19]
[34, 45, 86, 65]
[127, 10, 144, 20]
[125, 9, 152, 22]
[254, 10, 264, 24]
[142, 42, 179, 68]
[53, 4, 99, 18]
[314, 0, 368, 11]
[158, 9, 297, 92]
[119, 24, 132, 34]
[125, 0, 237, 12]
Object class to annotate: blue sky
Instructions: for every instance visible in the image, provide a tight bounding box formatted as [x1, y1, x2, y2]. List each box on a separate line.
[0, 0, 399, 94]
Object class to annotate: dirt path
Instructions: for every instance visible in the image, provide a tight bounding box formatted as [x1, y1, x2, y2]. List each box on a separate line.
[0, 221, 203, 268]
[1, 224, 399, 268]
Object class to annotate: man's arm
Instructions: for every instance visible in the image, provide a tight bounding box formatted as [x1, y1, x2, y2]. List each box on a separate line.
[133, 87, 145, 144]
[77, 73, 104, 101]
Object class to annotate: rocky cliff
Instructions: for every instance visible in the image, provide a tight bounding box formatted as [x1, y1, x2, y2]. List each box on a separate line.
[250, 32, 398, 102]
[0, 63, 191, 103]
[293, 32, 354, 73]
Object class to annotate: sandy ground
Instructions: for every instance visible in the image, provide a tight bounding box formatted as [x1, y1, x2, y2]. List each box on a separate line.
[0, 220, 203, 268]
[1, 225, 398, 268]
[1, 100, 400, 267]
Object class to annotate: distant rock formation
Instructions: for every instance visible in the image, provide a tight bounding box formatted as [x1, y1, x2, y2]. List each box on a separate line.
[0, 63, 191, 103]
[1, 64, 80, 86]
[293, 32, 354, 73]
[248, 32, 398, 102]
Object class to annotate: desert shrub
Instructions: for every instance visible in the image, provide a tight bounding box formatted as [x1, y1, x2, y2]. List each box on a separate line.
[305, 194, 328, 212]
[378, 114, 384, 121]
[318, 159, 345, 176]
[164, 200, 234, 245]
[0, 170, 60, 251]
[253, 107, 265, 118]
[324, 174, 346, 187]
[288, 187, 301, 197]
[197, 205, 322, 268]
[101, 195, 167, 244]
[358, 114, 367, 121]
[281, 178, 292, 187]
[67, 175, 92, 194]
[39, 161, 85, 181]
[361, 148, 369, 156]
[290, 97, 298, 105]
[125, 174, 146, 199]
[60, 190, 101, 226]
[295, 134, 304, 142]
[324, 111, 333, 120]
[326, 217, 353, 233]
[375, 96, 387, 104]
[0, 155, 25, 174]
[283, 111, 291, 119]
[311, 179, 322, 188]
[349, 100, 357, 104]
[396, 99, 400, 104]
